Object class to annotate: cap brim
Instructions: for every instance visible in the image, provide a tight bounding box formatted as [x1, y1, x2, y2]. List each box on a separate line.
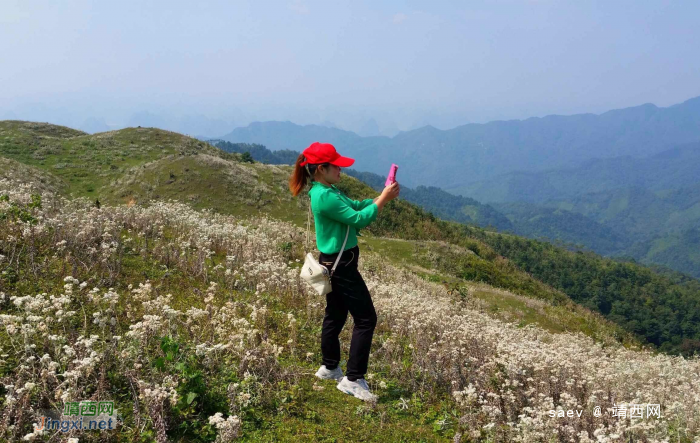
[330, 156, 354, 167]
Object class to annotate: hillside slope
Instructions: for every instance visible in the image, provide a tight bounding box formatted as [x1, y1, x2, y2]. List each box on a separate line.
[3, 120, 700, 357]
[1, 174, 699, 442]
[0, 121, 625, 342]
[0, 120, 242, 202]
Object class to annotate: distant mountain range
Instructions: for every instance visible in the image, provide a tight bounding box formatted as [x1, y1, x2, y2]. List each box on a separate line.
[460, 141, 700, 204]
[220, 96, 700, 192]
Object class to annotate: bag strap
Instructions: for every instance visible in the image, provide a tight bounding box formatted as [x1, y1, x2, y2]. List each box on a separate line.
[305, 201, 312, 252]
[306, 198, 350, 276]
[330, 226, 350, 277]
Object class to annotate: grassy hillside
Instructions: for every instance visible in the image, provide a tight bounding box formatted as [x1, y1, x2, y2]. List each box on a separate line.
[0, 121, 627, 343]
[0, 120, 242, 202]
[3, 121, 700, 441]
[3, 121, 700, 354]
[2, 172, 699, 441]
[0, 156, 68, 195]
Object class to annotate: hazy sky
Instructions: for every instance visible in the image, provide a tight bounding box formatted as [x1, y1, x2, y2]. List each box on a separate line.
[2, 0, 699, 136]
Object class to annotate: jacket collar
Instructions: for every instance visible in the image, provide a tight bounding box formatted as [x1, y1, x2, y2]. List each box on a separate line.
[312, 181, 336, 190]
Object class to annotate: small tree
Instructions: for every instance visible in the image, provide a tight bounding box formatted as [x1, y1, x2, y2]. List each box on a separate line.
[240, 152, 254, 163]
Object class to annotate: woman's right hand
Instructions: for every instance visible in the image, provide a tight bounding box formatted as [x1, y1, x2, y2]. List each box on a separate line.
[382, 181, 400, 201]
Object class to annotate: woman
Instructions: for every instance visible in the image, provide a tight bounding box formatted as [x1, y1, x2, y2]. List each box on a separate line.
[289, 141, 400, 401]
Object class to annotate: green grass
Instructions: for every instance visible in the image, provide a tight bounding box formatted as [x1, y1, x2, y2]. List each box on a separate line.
[239, 374, 453, 442]
[473, 289, 566, 332]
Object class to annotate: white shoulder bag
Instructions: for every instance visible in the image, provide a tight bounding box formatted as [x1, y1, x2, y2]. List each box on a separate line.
[300, 200, 350, 296]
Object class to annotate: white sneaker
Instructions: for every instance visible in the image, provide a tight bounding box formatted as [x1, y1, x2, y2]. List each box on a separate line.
[336, 376, 378, 401]
[315, 365, 344, 381]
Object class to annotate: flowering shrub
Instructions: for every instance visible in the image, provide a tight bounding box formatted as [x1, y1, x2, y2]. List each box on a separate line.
[0, 177, 699, 442]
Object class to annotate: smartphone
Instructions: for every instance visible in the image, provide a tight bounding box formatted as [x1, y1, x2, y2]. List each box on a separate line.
[385, 164, 398, 187]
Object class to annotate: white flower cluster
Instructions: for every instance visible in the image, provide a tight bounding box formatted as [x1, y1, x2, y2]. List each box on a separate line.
[208, 412, 241, 442]
[139, 377, 179, 407]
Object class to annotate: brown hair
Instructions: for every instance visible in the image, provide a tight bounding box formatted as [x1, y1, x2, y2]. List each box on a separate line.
[288, 154, 330, 197]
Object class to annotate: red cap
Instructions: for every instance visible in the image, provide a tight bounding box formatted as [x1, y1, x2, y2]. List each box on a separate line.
[300, 142, 355, 167]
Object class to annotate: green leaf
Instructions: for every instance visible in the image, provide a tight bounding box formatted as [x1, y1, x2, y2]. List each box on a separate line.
[153, 357, 165, 370]
[186, 392, 198, 405]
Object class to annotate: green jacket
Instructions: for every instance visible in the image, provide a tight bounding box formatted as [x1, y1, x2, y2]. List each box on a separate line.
[308, 180, 378, 254]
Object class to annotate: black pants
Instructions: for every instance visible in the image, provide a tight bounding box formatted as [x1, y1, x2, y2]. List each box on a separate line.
[318, 245, 377, 381]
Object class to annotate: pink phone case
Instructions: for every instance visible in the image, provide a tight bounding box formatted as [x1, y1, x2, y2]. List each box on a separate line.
[385, 164, 398, 187]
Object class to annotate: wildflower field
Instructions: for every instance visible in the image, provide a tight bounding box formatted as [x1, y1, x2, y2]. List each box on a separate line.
[1, 176, 699, 443]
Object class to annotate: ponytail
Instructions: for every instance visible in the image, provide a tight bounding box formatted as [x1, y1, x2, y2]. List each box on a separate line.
[289, 154, 330, 197]
[289, 154, 313, 197]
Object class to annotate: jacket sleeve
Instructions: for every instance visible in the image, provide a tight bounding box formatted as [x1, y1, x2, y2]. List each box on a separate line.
[318, 192, 378, 229]
[350, 198, 375, 211]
